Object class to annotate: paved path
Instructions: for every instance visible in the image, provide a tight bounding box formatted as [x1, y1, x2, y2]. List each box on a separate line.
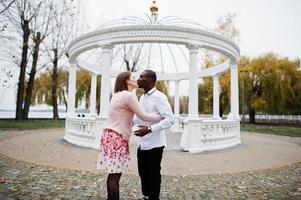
[0, 128, 300, 199]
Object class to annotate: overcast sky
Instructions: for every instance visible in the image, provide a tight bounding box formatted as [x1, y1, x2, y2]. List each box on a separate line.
[1, 0, 301, 110]
[84, 0, 301, 59]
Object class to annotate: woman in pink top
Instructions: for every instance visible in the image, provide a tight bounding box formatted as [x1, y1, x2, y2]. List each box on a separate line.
[97, 71, 161, 200]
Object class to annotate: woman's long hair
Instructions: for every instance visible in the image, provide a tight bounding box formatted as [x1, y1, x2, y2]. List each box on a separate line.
[114, 71, 131, 93]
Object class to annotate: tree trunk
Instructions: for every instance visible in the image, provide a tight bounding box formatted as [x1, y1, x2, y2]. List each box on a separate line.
[23, 32, 41, 119]
[60, 87, 68, 112]
[249, 108, 256, 124]
[124, 59, 130, 71]
[16, 21, 30, 120]
[96, 76, 101, 114]
[52, 48, 59, 119]
[219, 102, 224, 118]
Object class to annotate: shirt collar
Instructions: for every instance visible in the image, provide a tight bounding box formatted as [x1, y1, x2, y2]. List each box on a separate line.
[146, 87, 157, 96]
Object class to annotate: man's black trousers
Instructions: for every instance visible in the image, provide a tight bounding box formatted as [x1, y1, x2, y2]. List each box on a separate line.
[137, 146, 164, 200]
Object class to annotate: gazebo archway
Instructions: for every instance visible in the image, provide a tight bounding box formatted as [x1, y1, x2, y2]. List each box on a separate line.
[64, 2, 241, 153]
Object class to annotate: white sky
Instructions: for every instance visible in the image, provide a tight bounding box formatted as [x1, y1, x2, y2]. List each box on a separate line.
[1, 0, 301, 110]
[84, 0, 301, 58]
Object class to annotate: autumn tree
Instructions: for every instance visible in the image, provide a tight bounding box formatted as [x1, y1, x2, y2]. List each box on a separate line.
[32, 68, 68, 108]
[179, 96, 188, 114]
[198, 77, 213, 114]
[214, 12, 240, 43]
[75, 69, 91, 109]
[33, 68, 97, 112]
[43, 0, 82, 119]
[239, 53, 301, 123]
[0, 0, 45, 119]
[22, 1, 54, 119]
[214, 12, 239, 117]
[197, 12, 239, 117]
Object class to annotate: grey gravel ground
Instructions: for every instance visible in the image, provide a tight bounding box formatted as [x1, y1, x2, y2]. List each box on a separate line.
[0, 128, 300, 199]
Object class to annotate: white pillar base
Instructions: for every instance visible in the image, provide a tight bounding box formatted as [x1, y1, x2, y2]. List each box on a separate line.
[170, 116, 182, 132]
[179, 118, 190, 151]
[89, 113, 98, 117]
[180, 117, 241, 153]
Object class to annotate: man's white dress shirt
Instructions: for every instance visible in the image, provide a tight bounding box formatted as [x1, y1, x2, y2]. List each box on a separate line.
[134, 87, 175, 150]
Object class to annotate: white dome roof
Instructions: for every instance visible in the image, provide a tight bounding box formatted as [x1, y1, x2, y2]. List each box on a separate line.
[68, 12, 239, 80]
[96, 14, 217, 34]
[74, 15, 235, 75]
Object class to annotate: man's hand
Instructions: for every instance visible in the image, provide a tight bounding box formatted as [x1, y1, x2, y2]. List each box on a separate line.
[134, 125, 151, 137]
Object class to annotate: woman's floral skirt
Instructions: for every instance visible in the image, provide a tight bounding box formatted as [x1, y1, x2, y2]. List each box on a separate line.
[97, 129, 130, 173]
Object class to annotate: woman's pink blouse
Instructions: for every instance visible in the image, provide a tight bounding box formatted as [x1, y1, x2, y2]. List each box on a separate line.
[104, 90, 161, 141]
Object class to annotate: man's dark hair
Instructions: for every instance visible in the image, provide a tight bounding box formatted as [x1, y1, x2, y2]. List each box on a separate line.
[144, 69, 157, 83]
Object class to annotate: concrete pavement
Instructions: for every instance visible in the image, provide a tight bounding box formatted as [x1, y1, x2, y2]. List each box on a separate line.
[0, 128, 300, 199]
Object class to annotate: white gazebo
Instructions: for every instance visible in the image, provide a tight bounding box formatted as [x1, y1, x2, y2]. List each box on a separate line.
[64, 2, 241, 153]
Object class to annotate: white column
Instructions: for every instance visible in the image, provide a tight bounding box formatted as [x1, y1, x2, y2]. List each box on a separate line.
[90, 73, 97, 116]
[230, 62, 240, 119]
[99, 45, 113, 116]
[172, 80, 180, 132]
[188, 45, 199, 118]
[174, 80, 180, 117]
[67, 63, 76, 116]
[213, 75, 221, 119]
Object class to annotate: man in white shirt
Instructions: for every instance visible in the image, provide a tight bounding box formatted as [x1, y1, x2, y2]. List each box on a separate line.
[134, 70, 175, 200]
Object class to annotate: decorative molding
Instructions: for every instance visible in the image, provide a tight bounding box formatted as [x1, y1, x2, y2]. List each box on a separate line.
[67, 25, 240, 63]
[74, 59, 232, 80]
[69, 63, 77, 68]
[187, 45, 200, 53]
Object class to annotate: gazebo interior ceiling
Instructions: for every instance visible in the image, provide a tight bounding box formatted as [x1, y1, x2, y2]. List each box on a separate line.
[76, 14, 226, 74]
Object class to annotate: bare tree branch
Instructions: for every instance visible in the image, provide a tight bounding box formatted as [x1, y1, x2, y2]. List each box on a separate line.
[0, 0, 16, 14]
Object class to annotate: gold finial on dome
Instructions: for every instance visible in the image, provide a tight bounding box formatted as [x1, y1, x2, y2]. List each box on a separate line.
[150, 1, 158, 14]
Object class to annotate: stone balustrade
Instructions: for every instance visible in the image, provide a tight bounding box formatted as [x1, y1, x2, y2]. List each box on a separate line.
[65, 116, 241, 153]
[180, 118, 241, 153]
[64, 116, 107, 149]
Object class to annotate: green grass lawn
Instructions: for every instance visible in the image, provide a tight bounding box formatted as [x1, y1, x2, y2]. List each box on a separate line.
[0, 119, 300, 137]
[0, 119, 65, 130]
[241, 123, 301, 137]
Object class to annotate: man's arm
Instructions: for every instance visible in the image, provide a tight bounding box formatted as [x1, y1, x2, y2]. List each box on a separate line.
[132, 94, 143, 126]
[150, 95, 175, 132]
[135, 94, 175, 137]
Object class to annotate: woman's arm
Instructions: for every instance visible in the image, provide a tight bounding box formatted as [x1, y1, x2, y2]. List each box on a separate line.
[127, 93, 161, 122]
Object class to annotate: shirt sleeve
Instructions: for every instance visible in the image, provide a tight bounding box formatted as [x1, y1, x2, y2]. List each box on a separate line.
[127, 93, 162, 122]
[132, 95, 142, 125]
[150, 94, 176, 132]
